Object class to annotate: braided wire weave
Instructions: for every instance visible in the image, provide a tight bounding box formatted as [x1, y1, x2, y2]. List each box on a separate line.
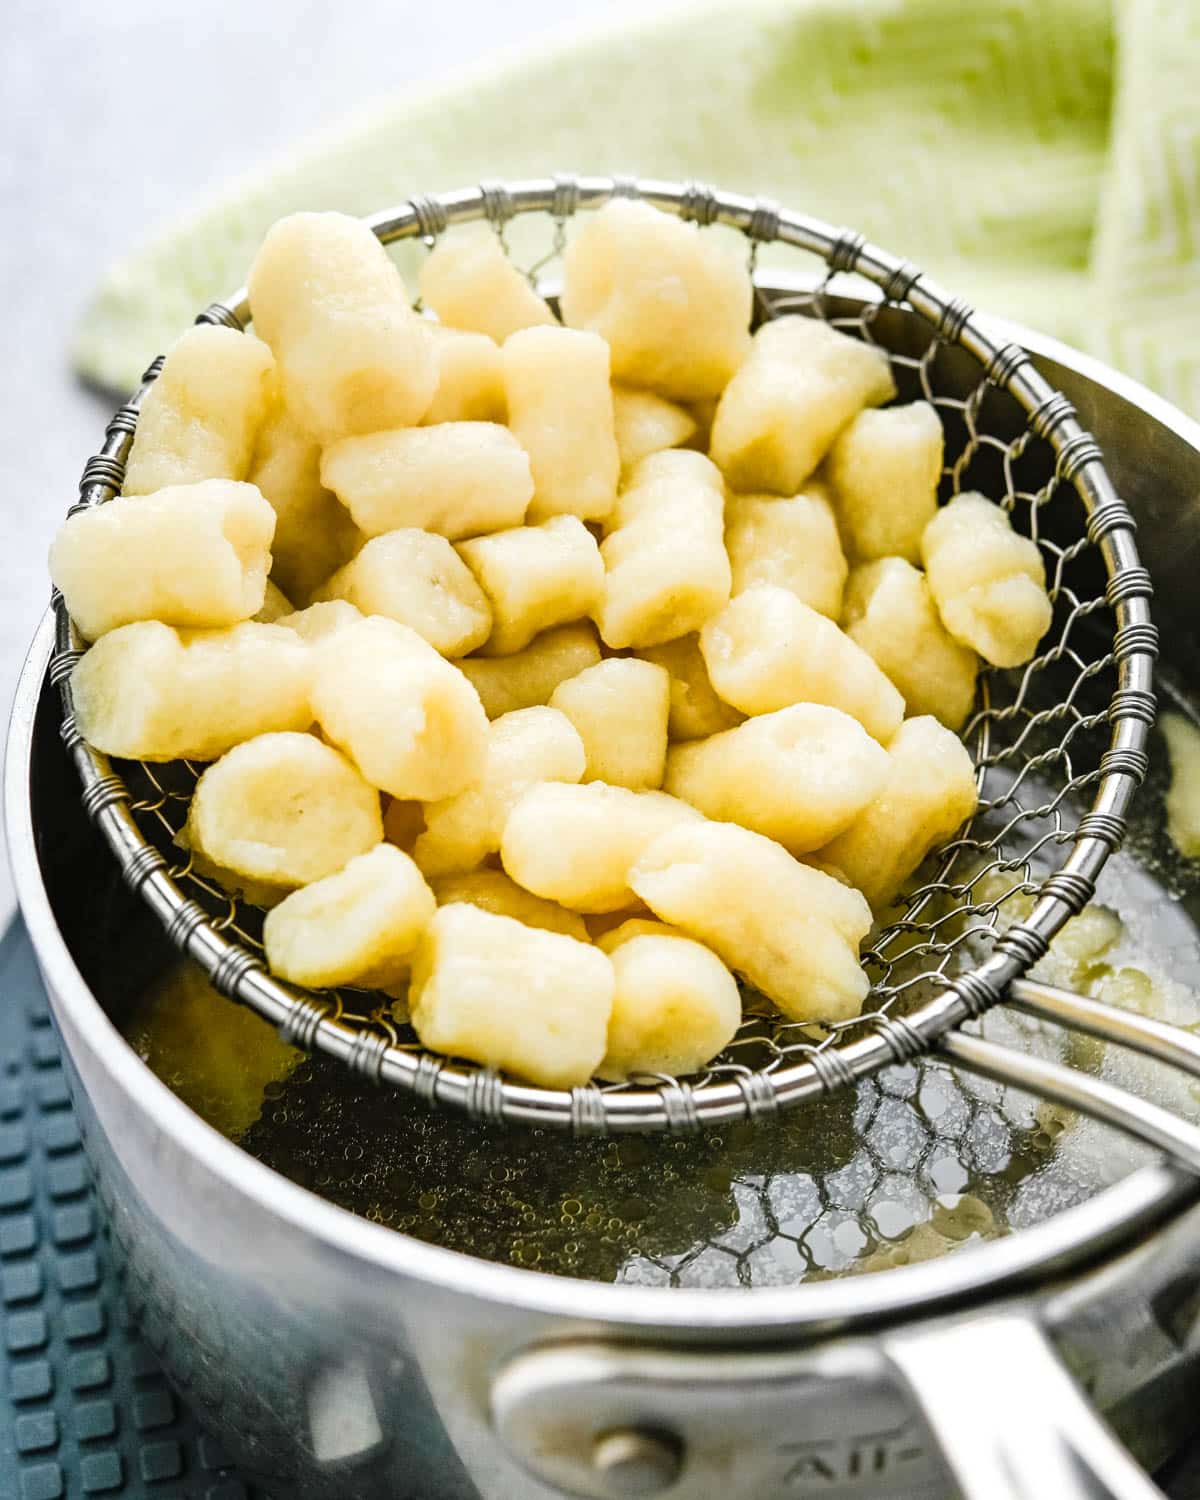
[52, 176, 1155, 1133]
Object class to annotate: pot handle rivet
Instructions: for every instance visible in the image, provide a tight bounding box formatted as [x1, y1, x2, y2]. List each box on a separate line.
[591, 1428, 683, 1496]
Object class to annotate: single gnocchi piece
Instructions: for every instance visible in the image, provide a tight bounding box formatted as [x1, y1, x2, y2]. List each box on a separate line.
[596, 451, 731, 650]
[429, 869, 589, 942]
[637, 634, 744, 742]
[247, 404, 361, 603]
[594, 917, 682, 953]
[842, 558, 978, 730]
[247, 211, 436, 441]
[421, 326, 506, 424]
[455, 623, 602, 718]
[700, 585, 904, 742]
[921, 493, 1053, 668]
[122, 326, 276, 495]
[311, 615, 488, 800]
[503, 326, 620, 523]
[561, 199, 752, 401]
[409, 904, 614, 1089]
[255, 580, 294, 622]
[277, 599, 363, 643]
[501, 783, 701, 914]
[458, 516, 604, 656]
[549, 658, 671, 789]
[664, 703, 889, 853]
[711, 316, 895, 495]
[1161, 713, 1200, 859]
[70, 621, 312, 762]
[612, 386, 699, 475]
[629, 819, 872, 1023]
[51, 479, 275, 640]
[413, 706, 586, 876]
[263, 844, 435, 990]
[321, 422, 533, 542]
[817, 715, 979, 910]
[184, 732, 383, 891]
[598, 933, 742, 1081]
[315, 529, 492, 656]
[417, 225, 557, 342]
[826, 402, 943, 563]
[725, 485, 847, 617]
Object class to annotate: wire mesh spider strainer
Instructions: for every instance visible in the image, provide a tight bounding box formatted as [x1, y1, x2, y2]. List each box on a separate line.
[54, 174, 1192, 1148]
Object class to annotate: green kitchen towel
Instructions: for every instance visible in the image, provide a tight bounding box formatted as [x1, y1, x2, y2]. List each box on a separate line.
[75, 0, 1199, 415]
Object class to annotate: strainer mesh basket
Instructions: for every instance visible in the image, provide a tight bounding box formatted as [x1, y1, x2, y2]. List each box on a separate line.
[52, 176, 1155, 1133]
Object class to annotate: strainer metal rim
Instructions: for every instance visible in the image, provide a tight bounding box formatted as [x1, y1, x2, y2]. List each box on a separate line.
[51, 174, 1155, 1133]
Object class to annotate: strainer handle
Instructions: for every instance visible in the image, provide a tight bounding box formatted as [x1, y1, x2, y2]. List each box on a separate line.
[884, 1312, 1165, 1500]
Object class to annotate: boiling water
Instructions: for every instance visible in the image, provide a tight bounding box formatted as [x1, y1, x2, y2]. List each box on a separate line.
[117, 709, 1200, 1290]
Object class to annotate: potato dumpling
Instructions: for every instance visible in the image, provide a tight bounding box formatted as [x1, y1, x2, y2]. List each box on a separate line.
[185, 732, 382, 890]
[421, 326, 506, 424]
[595, 918, 681, 953]
[503, 326, 620, 524]
[315, 529, 492, 657]
[842, 559, 978, 730]
[51, 479, 274, 640]
[664, 703, 888, 853]
[458, 515, 604, 656]
[549, 658, 670, 789]
[596, 451, 731, 650]
[247, 211, 436, 441]
[612, 386, 698, 475]
[561, 199, 752, 401]
[409, 904, 614, 1089]
[1162, 713, 1200, 859]
[311, 615, 488, 800]
[817, 715, 979, 910]
[321, 422, 533, 542]
[598, 933, 741, 1081]
[277, 599, 362, 643]
[417, 224, 556, 343]
[629, 820, 872, 1023]
[455, 623, 602, 719]
[700, 585, 904, 742]
[921, 493, 1053, 668]
[255, 580, 294, 622]
[382, 797, 425, 853]
[826, 402, 943, 563]
[70, 620, 311, 762]
[501, 783, 701, 914]
[413, 706, 586, 876]
[123, 326, 276, 496]
[247, 404, 361, 603]
[711, 316, 895, 495]
[263, 844, 435, 990]
[637, 634, 744, 742]
[429, 869, 589, 942]
[725, 486, 847, 617]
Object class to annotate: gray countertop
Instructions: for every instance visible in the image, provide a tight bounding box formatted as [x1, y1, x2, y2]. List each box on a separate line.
[0, 0, 649, 922]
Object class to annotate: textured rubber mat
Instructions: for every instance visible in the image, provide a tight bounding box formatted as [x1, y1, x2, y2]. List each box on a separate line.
[0, 920, 257, 1500]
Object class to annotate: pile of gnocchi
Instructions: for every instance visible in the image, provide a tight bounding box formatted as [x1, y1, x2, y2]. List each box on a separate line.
[51, 199, 1054, 1091]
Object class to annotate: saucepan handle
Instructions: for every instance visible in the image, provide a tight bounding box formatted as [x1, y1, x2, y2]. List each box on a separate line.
[883, 1311, 1165, 1500]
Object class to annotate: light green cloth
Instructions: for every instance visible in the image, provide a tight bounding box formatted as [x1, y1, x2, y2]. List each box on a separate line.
[75, 0, 1199, 413]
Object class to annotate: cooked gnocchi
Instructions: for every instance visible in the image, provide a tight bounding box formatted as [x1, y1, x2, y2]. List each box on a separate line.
[58, 197, 1059, 1090]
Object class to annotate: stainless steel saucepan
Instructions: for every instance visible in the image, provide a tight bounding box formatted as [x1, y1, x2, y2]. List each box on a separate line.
[10, 298, 1200, 1499]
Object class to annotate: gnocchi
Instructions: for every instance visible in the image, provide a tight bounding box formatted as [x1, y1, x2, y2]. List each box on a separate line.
[664, 703, 889, 852]
[700, 585, 904, 741]
[637, 633, 744, 742]
[50, 479, 275, 640]
[122, 326, 275, 496]
[455, 623, 602, 719]
[422, 326, 506, 424]
[921, 493, 1053, 668]
[409, 904, 614, 1089]
[457, 515, 604, 656]
[429, 869, 589, 942]
[725, 485, 847, 617]
[263, 844, 435, 990]
[418, 224, 556, 342]
[842, 558, 978, 730]
[277, 599, 362, 643]
[611, 386, 698, 474]
[549, 658, 670, 789]
[630, 819, 873, 1022]
[826, 402, 943, 562]
[315, 529, 492, 657]
[247, 211, 436, 441]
